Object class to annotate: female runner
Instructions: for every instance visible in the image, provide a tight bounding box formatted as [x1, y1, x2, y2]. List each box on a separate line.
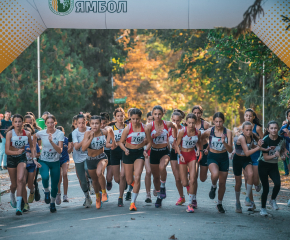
[259, 121, 286, 216]
[168, 110, 185, 206]
[146, 105, 177, 208]
[191, 105, 210, 208]
[119, 108, 149, 211]
[6, 115, 39, 215]
[201, 112, 233, 213]
[233, 121, 263, 213]
[243, 108, 263, 207]
[72, 114, 92, 208]
[34, 115, 64, 213]
[176, 113, 201, 213]
[144, 112, 153, 202]
[82, 115, 115, 209]
[100, 112, 113, 191]
[110, 108, 127, 207]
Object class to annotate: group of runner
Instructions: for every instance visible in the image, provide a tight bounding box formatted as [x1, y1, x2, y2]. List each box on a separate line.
[3, 105, 289, 217]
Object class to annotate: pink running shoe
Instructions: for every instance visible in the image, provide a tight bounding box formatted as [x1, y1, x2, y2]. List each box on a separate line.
[186, 185, 190, 195]
[176, 196, 185, 206]
[186, 204, 194, 213]
[192, 200, 197, 208]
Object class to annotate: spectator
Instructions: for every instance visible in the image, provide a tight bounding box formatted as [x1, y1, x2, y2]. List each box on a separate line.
[36, 111, 50, 130]
[0, 111, 12, 170]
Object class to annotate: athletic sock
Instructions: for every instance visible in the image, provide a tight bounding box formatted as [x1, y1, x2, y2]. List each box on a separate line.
[44, 188, 49, 192]
[192, 194, 196, 200]
[131, 192, 138, 203]
[246, 184, 253, 198]
[51, 197, 56, 204]
[218, 199, 222, 205]
[96, 193, 101, 199]
[188, 194, 194, 204]
[160, 180, 166, 188]
[16, 196, 22, 210]
[10, 192, 16, 201]
[235, 191, 240, 203]
[157, 190, 161, 199]
[102, 189, 106, 195]
[212, 184, 217, 188]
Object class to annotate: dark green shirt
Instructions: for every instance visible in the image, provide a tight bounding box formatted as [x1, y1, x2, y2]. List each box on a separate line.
[0, 119, 12, 138]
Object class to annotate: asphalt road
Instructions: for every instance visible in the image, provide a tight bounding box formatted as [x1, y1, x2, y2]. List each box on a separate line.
[1, 164, 290, 240]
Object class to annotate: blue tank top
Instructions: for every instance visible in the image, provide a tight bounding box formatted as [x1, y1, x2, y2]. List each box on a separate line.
[59, 137, 69, 162]
[251, 124, 260, 161]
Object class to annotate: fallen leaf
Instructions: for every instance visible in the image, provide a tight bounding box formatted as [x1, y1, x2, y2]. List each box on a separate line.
[169, 234, 178, 240]
[131, 218, 135, 220]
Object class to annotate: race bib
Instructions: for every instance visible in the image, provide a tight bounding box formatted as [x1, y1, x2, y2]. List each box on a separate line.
[130, 132, 145, 145]
[210, 137, 227, 151]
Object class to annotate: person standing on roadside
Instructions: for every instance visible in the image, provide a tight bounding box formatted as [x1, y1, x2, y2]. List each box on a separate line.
[0, 111, 12, 170]
[36, 111, 50, 130]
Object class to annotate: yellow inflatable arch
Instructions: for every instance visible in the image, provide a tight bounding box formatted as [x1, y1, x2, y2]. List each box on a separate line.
[0, 0, 289, 73]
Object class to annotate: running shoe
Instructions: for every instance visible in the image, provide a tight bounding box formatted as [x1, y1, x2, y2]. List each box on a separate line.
[287, 199, 290, 207]
[248, 202, 256, 211]
[255, 182, 262, 192]
[216, 204, 225, 213]
[16, 209, 22, 216]
[155, 198, 162, 208]
[83, 200, 86, 206]
[186, 204, 194, 213]
[244, 197, 251, 206]
[10, 193, 16, 208]
[129, 202, 137, 211]
[23, 203, 30, 213]
[34, 186, 40, 201]
[90, 185, 95, 195]
[260, 208, 268, 216]
[269, 199, 279, 210]
[106, 182, 113, 191]
[50, 203, 57, 213]
[28, 192, 35, 203]
[160, 187, 166, 199]
[186, 185, 190, 195]
[209, 186, 217, 199]
[175, 196, 185, 206]
[56, 193, 61, 205]
[102, 192, 108, 202]
[125, 191, 131, 201]
[63, 195, 69, 203]
[96, 197, 102, 209]
[118, 197, 124, 207]
[145, 192, 152, 203]
[153, 188, 157, 197]
[85, 196, 92, 208]
[192, 200, 198, 209]
[235, 202, 242, 213]
[44, 191, 51, 204]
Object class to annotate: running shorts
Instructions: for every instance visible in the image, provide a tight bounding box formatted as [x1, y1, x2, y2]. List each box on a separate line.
[86, 152, 108, 170]
[170, 148, 178, 161]
[233, 154, 252, 176]
[207, 151, 229, 172]
[123, 148, 145, 164]
[7, 153, 27, 168]
[199, 143, 209, 167]
[110, 147, 123, 166]
[180, 149, 196, 165]
[150, 147, 170, 165]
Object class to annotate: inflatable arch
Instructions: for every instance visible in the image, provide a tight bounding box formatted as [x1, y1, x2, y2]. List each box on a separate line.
[0, 0, 289, 73]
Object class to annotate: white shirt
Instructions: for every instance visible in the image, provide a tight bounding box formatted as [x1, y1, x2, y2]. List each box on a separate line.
[36, 129, 64, 162]
[72, 127, 90, 163]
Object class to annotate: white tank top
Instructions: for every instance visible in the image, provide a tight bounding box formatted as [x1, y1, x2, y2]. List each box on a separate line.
[151, 120, 169, 144]
[89, 133, 106, 150]
[10, 129, 28, 149]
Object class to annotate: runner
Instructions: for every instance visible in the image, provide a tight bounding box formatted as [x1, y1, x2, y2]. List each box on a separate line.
[110, 108, 127, 207]
[34, 114, 64, 213]
[71, 114, 93, 208]
[201, 112, 233, 213]
[259, 121, 286, 216]
[23, 123, 41, 209]
[68, 115, 78, 154]
[0, 111, 12, 170]
[118, 108, 149, 211]
[100, 112, 113, 191]
[175, 113, 201, 213]
[279, 109, 290, 206]
[146, 105, 178, 208]
[233, 121, 263, 213]
[192, 105, 211, 208]
[55, 126, 70, 204]
[144, 112, 153, 202]
[243, 108, 263, 207]
[82, 115, 115, 209]
[168, 109, 186, 206]
[5, 114, 39, 215]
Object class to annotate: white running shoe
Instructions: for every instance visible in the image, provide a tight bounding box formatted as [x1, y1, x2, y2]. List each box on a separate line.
[245, 197, 251, 206]
[85, 196, 92, 208]
[287, 199, 290, 207]
[269, 199, 279, 210]
[248, 202, 256, 211]
[255, 183, 262, 192]
[260, 208, 268, 216]
[56, 193, 61, 205]
[63, 195, 69, 203]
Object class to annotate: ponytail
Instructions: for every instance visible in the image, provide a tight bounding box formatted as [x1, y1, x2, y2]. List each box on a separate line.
[245, 108, 262, 127]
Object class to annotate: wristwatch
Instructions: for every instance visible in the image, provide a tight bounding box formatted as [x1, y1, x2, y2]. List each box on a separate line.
[33, 157, 37, 161]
